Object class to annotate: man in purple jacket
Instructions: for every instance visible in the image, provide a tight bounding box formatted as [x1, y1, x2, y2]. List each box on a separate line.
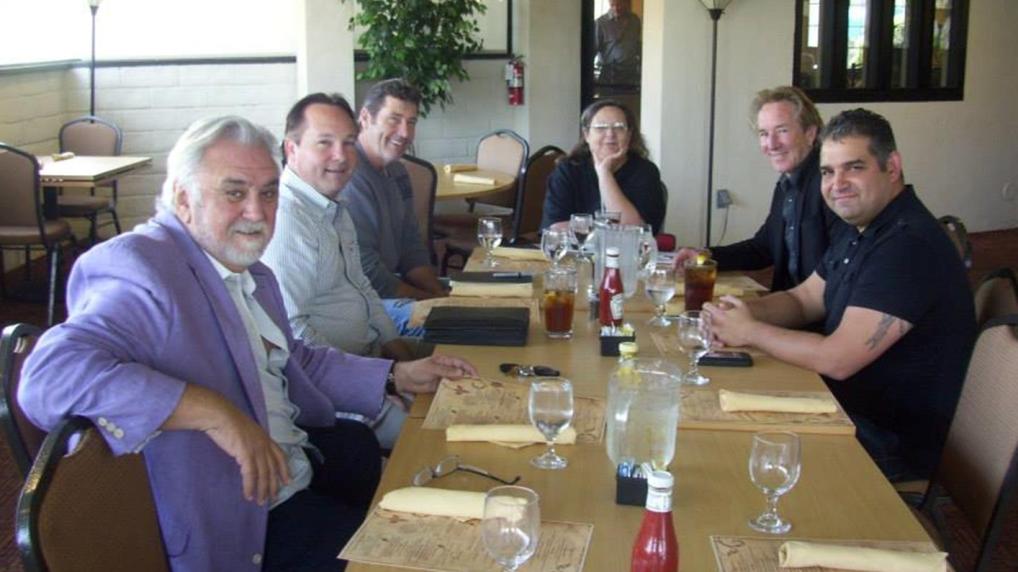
[18, 116, 476, 571]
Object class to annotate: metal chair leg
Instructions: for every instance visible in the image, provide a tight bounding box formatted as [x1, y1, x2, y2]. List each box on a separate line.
[47, 247, 60, 326]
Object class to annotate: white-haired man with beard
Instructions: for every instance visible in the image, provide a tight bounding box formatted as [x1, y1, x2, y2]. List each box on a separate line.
[19, 116, 475, 571]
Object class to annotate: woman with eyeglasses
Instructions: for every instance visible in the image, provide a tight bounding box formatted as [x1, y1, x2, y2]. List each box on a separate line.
[540, 99, 665, 234]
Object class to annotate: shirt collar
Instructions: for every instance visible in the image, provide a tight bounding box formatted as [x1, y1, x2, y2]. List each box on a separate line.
[784, 146, 819, 191]
[281, 166, 344, 215]
[203, 251, 257, 297]
[858, 185, 917, 239]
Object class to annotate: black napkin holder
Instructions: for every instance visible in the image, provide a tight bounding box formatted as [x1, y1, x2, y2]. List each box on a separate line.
[616, 471, 648, 506]
[600, 333, 636, 356]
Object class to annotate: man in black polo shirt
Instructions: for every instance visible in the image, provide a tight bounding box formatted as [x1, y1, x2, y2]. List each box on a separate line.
[705, 109, 976, 481]
[677, 86, 846, 292]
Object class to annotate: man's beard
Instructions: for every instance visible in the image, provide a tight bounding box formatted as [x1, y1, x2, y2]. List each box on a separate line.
[193, 216, 270, 270]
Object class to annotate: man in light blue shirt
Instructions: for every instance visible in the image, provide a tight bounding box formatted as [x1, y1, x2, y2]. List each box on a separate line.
[263, 93, 476, 447]
[343, 79, 447, 333]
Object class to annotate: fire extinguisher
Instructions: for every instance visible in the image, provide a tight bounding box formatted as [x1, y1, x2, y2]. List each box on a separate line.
[505, 55, 524, 106]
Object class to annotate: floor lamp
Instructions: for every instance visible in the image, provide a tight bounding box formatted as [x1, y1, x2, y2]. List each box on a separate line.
[88, 0, 102, 117]
[699, 0, 734, 246]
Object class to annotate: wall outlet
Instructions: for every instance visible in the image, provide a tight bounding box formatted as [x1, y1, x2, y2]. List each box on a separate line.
[716, 188, 733, 209]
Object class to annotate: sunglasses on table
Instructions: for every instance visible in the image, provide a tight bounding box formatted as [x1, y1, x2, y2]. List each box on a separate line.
[412, 455, 521, 487]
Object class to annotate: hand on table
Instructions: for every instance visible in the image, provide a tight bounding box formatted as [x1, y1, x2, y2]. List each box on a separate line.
[392, 354, 479, 394]
[703, 295, 755, 348]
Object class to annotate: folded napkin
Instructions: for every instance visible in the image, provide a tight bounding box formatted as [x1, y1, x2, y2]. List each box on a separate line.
[379, 487, 485, 520]
[719, 389, 838, 414]
[779, 541, 948, 572]
[491, 247, 547, 261]
[453, 173, 497, 185]
[50, 151, 75, 161]
[444, 163, 477, 174]
[447, 424, 577, 445]
[450, 281, 533, 298]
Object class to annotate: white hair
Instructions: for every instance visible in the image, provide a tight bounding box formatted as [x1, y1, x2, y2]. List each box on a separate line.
[156, 116, 280, 214]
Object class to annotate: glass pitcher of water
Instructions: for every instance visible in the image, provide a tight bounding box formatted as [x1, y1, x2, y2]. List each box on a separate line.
[605, 358, 683, 471]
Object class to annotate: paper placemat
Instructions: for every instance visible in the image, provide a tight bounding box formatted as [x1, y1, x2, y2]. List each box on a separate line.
[341, 508, 593, 572]
[411, 297, 538, 327]
[422, 378, 606, 443]
[681, 388, 855, 435]
[465, 257, 549, 273]
[709, 535, 953, 572]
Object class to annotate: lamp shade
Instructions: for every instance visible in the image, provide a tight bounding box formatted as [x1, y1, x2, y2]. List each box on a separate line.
[699, 0, 734, 10]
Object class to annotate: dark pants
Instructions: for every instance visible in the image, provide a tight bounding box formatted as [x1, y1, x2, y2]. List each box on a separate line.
[264, 419, 382, 571]
[852, 414, 919, 483]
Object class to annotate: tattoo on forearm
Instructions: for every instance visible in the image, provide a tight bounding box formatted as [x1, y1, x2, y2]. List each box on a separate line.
[865, 313, 897, 350]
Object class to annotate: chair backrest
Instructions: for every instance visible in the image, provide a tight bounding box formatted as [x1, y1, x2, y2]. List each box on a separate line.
[59, 116, 123, 156]
[930, 315, 1018, 569]
[474, 129, 529, 209]
[938, 215, 973, 269]
[400, 155, 438, 265]
[974, 268, 1018, 328]
[510, 145, 564, 244]
[17, 416, 169, 572]
[0, 323, 47, 479]
[0, 144, 44, 230]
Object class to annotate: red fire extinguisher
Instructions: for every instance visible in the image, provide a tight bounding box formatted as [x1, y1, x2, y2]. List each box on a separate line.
[506, 55, 524, 106]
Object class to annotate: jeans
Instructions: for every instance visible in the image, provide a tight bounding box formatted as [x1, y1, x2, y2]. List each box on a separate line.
[382, 298, 425, 338]
[852, 414, 919, 483]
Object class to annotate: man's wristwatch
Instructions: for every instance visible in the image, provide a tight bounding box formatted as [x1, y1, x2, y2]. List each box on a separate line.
[385, 363, 399, 396]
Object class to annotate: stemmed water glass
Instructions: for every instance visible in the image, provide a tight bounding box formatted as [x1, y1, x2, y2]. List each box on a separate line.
[569, 214, 595, 299]
[748, 431, 802, 534]
[637, 223, 658, 280]
[481, 485, 541, 571]
[644, 267, 676, 326]
[528, 378, 574, 470]
[540, 228, 570, 268]
[676, 310, 711, 385]
[478, 216, 503, 268]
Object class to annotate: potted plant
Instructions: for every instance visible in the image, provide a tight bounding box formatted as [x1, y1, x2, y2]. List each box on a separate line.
[345, 0, 488, 115]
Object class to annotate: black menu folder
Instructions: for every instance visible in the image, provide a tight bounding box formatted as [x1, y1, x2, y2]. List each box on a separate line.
[422, 306, 530, 347]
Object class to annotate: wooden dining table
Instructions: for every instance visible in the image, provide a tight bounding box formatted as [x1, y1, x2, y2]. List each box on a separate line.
[346, 264, 940, 571]
[435, 166, 516, 202]
[37, 154, 151, 219]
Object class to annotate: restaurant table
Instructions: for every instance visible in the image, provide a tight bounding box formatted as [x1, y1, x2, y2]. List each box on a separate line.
[37, 155, 151, 219]
[436, 167, 515, 202]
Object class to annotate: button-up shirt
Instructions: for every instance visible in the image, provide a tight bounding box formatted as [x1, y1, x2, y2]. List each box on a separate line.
[205, 253, 313, 508]
[263, 167, 399, 357]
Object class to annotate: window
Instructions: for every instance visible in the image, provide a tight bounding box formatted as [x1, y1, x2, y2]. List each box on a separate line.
[794, 0, 968, 102]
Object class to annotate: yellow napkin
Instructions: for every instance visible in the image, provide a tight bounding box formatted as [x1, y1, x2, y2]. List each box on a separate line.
[779, 541, 948, 572]
[719, 389, 838, 414]
[50, 151, 75, 161]
[491, 247, 547, 261]
[379, 487, 485, 520]
[453, 173, 497, 185]
[447, 424, 577, 446]
[444, 163, 478, 174]
[449, 281, 533, 298]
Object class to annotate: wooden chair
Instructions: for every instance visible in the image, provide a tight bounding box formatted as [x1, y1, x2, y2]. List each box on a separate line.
[508, 145, 564, 245]
[938, 215, 973, 269]
[918, 315, 1018, 571]
[0, 323, 47, 479]
[0, 143, 75, 326]
[17, 416, 169, 572]
[57, 116, 124, 245]
[974, 268, 1018, 328]
[400, 155, 439, 266]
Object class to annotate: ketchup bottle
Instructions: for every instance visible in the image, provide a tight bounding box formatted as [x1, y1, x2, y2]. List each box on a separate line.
[631, 470, 679, 572]
[599, 246, 625, 327]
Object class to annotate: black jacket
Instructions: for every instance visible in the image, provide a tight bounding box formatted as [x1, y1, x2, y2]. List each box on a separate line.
[710, 149, 846, 291]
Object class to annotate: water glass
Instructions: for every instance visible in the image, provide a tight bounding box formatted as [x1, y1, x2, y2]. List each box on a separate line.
[540, 228, 570, 267]
[637, 223, 658, 280]
[477, 217, 503, 268]
[644, 267, 676, 326]
[482, 485, 540, 572]
[748, 431, 801, 534]
[569, 213, 594, 254]
[676, 310, 711, 385]
[528, 378, 574, 470]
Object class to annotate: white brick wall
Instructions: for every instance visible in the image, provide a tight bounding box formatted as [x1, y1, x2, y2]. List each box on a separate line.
[1, 58, 520, 271]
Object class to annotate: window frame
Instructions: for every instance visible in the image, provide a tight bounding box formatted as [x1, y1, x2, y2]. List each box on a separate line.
[793, 0, 969, 103]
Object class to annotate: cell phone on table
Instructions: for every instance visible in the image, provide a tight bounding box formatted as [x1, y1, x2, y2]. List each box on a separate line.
[698, 351, 753, 367]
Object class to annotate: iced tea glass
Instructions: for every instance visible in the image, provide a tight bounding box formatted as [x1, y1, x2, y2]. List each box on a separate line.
[683, 258, 717, 311]
[542, 267, 577, 339]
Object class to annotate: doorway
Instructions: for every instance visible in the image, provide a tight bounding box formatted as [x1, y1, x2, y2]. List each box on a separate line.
[581, 0, 644, 123]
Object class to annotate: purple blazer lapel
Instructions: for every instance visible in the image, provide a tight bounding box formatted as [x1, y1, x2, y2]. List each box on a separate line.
[153, 213, 270, 428]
